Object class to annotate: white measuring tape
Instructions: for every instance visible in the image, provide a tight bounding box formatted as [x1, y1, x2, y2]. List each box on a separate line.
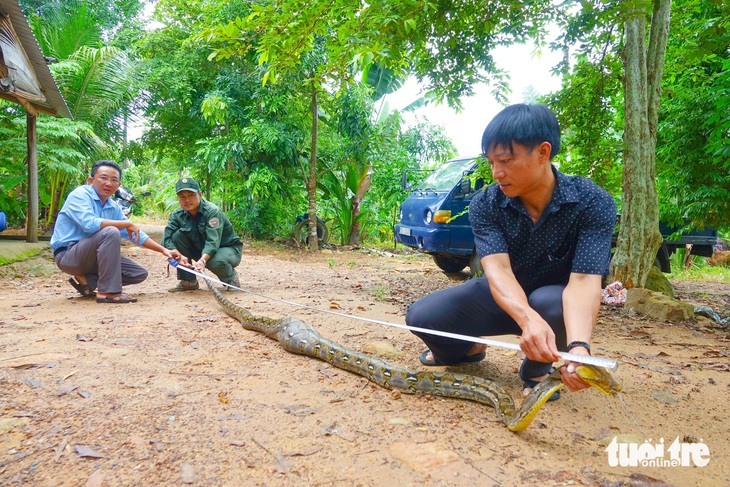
[168, 259, 619, 371]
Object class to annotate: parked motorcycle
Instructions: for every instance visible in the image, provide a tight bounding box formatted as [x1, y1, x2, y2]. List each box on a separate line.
[113, 185, 151, 218]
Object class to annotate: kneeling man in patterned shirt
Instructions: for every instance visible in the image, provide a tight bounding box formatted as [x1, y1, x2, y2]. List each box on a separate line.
[407, 103, 617, 400]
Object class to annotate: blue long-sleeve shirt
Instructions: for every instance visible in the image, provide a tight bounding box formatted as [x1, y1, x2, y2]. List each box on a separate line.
[50, 184, 148, 252]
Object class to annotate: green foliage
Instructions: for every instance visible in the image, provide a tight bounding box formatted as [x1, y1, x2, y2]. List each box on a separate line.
[21, 0, 144, 37]
[319, 166, 363, 245]
[399, 118, 458, 168]
[362, 63, 404, 101]
[224, 164, 300, 239]
[367, 114, 455, 243]
[668, 254, 730, 283]
[0, 103, 96, 226]
[544, 0, 626, 197]
[1, 0, 148, 228]
[54, 46, 138, 122]
[204, 0, 555, 109]
[655, 0, 730, 230]
[548, 0, 729, 232]
[118, 164, 179, 218]
[545, 56, 624, 197]
[133, 0, 316, 238]
[27, 0, 102, 60]
[193, 0, 555, 249]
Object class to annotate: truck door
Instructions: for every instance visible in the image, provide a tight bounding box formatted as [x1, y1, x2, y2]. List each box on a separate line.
[448, 166, 482, 253]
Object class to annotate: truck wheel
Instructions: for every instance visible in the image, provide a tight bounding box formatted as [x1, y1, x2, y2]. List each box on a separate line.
[469, 249, 483, 277]
[654, 242, 670, 273]
[432, 254, 468, 273]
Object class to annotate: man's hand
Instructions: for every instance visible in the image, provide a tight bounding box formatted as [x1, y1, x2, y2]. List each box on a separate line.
[519, 317, 561, 364]
[193, 258, 207, 272]
[483, 253, 561, 364]
[127, 222, 141, 245]
[169, 249, 190, 267]
[560, 272, 602, 392]
[560, 346, 591, 392]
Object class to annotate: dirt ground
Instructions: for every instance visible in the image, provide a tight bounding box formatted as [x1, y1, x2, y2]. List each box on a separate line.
[1, 236, 729, 486]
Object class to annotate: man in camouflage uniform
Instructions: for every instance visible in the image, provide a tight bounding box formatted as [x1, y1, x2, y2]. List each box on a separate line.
[163, 177, 243, 291]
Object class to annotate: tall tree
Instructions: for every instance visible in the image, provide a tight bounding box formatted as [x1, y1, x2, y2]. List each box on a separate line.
[204, 7, 356, 251]
[0, 0, 145, 227]
[550, 0, 694, 288]
[611, 0, 672, 288]
[137, 0, 311, 238]
[203, 0, 554, 250]
[28, 1, 140, 221]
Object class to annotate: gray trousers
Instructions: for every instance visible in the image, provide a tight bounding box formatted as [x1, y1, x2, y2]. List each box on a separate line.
[54, 226, 148, 294]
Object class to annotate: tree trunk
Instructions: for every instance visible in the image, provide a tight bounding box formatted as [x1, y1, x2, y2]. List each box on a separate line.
[348, 194, 362, 246]
[223, 121, 232, 212]
[611, 0, 671, 288]
[307, 83, 319, 252]
[348, 170, 371, 245]
[122, 108, 128, 168]
[26, 111, 38, 243]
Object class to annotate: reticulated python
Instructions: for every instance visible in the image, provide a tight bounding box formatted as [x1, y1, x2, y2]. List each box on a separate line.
[207, 283, 621, 432]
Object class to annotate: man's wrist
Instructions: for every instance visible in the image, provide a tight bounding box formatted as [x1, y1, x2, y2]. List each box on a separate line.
[566, 341, 591, 354]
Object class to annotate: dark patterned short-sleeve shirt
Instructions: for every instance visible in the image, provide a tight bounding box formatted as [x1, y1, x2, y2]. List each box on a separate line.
[469, 165, 617, 294]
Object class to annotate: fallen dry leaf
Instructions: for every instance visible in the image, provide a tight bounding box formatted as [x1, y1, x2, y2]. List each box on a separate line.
[56, 384, 79, 396]
[285, 446, 323, 457]
[74, 445, 105, 459]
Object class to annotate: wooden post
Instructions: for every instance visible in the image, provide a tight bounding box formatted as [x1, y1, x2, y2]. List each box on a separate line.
[26, 110, 38, 243]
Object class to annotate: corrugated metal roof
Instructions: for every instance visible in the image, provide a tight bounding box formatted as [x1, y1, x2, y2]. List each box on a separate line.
[0, 0, 72, 119]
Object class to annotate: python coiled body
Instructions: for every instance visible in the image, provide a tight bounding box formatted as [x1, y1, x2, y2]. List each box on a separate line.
[208, 284, 620, 431]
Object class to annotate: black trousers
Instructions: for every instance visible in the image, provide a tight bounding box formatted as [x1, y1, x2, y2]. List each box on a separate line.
[405, 277, 566, 378]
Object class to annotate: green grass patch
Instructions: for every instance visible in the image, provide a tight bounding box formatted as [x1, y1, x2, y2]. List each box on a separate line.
[668, 265, 730, 283]
[369, 284, 391, 301]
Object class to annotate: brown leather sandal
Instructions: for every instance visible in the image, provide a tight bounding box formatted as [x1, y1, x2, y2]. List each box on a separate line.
[68, 277, 95, 298]
[96, 293, 137, 304]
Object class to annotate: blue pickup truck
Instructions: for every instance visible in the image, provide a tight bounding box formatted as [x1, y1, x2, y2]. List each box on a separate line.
[394, 156, 717, 275]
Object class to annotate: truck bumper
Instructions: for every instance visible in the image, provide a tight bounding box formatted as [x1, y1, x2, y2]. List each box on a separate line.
[394, 224, 470, 256]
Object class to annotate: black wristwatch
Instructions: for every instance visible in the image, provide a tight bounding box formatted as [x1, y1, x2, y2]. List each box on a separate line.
[566, 341, 591, 354]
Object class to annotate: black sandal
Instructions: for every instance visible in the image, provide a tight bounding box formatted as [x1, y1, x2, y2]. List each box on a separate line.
[419, 349, 486, 366]
[68, 277, 95, 298]
[519, 359, 560, 401]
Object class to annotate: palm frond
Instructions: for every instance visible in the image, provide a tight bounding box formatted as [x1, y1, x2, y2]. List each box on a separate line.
[52, 46, 138, 122]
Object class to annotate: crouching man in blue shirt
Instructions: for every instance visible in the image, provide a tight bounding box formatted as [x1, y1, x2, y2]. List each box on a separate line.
[407, 103, 617, 399]
[50, 160, 175, 303]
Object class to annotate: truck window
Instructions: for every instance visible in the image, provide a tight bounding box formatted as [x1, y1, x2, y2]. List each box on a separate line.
[415, 158, 476, 192]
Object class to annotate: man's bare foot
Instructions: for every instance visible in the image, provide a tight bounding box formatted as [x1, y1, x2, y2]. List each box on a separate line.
[420, 343, 488, 366]
[467, 343, 487, 356]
